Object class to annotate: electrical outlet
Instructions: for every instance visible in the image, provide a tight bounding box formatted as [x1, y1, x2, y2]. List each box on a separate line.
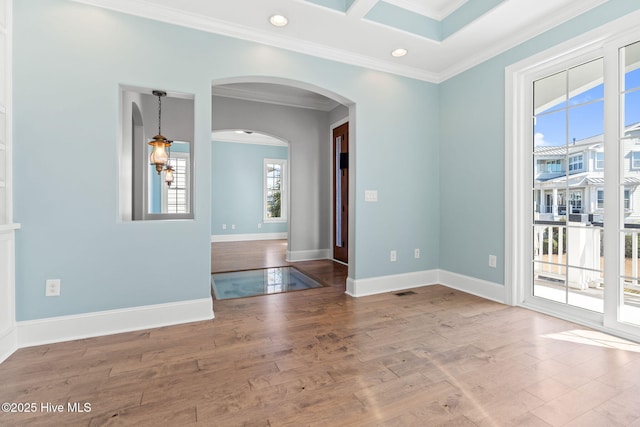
[489, 255, 497, 268]
[231, 224, 236, 230]
[258, 223, 262, 229]
[45, 279, 61, 297]
[222, 224, 227, 230]
[414, 248, 420, 259]
[390, 250, 397, 262]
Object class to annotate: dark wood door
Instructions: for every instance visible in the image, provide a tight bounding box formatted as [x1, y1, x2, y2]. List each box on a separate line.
[333, 122, 349, 263]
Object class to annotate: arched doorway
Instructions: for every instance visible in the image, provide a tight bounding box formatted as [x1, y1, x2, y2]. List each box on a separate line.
[210, 77, 355, 279]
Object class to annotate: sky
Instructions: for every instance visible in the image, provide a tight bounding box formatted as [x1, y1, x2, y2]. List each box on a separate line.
[534, 67, 640, 148]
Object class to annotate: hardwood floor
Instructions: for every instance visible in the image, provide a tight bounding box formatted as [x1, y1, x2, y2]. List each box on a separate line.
[211, 239, 291, 273]
[2, 242, 640, 425]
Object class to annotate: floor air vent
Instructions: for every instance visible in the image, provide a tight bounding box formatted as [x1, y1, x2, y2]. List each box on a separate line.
[394, 291, 416, 296]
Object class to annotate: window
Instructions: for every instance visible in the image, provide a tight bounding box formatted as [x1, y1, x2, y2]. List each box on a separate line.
[264, 159, 287, 222]
[597, 189, 604, 209]
[569, 191, 582, 213]
[624, 189, 632, 210]
[596, 152, 604, 170]
[632, 151, 640, 169]
[597, 189, 630, 210]
[162, 151, 189, 214]
[568, 154, 583, 172]
[538, 159, 563, 173]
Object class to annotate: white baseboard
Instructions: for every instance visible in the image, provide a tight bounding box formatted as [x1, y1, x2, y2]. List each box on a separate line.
[17, 298, 214, 348]
[286, 248, 331, 262]
[211, 232, 287, 242]
[0, 326, 17, 364]
[345, 270, 439, 297]
[437, 270, 506, 304]
[344, 269, 506, 303]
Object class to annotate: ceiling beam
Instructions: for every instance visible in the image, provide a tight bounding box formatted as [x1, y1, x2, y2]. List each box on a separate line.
[346, 0, 379, 20]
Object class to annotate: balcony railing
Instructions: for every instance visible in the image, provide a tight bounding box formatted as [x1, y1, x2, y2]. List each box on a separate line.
[534, 222, 640, 288]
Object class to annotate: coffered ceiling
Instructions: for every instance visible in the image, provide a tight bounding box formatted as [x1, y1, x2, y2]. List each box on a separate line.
[74, 0, 609, 82]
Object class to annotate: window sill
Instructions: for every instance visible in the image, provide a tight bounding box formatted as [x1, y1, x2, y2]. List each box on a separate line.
[263, 219, 287, 224]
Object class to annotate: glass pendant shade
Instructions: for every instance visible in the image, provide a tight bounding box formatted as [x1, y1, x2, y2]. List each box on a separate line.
[149, 134, 170, 174]
[165, 165, 174, 186]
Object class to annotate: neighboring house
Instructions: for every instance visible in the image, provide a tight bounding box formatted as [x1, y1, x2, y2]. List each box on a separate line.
[534, 124, 640, 224]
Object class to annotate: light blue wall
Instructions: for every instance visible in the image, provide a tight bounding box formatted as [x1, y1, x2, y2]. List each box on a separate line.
[211, 141, 288, 236]
[211, 95, 334, 254]
[354, 75, 440, 278]
[13, 0, 440, 320]
[439, 0, 640, 285]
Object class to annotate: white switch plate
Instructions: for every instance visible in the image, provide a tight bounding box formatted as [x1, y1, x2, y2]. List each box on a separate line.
[46, 279, 61, 297]
[231, 224, 236, 230]
[365, 190, 378, 202]
[414, 248, 420, 259]
[390, 250, 397, 262]
[489, 255, 497, 268]
[222, 224, 227, 230]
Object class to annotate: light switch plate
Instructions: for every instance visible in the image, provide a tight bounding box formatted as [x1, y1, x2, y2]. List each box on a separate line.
[365, 190, 378, 202]
[489, 255, 497, 268]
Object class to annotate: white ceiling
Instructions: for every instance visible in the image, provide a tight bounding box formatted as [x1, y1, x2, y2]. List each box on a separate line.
[74, 0, 609, 83]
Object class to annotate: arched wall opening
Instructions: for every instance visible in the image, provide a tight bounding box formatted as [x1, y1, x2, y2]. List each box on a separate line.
[210, 76, 355, 279]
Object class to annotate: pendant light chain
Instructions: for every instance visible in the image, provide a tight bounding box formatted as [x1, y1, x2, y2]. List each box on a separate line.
[149, 90, 171, 175]
[157, 93, 162, 136]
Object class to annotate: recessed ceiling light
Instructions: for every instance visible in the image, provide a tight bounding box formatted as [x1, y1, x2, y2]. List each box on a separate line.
[269, 14, 288, 27]
[391, 48, 408, 58]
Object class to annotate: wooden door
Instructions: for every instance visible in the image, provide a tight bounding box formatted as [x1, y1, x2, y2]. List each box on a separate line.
[333, 122, 349, 263]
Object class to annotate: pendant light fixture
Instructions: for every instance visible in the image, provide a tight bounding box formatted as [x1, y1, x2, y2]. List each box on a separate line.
[164, 163, 175, 187]
[148, 90, 172, 175]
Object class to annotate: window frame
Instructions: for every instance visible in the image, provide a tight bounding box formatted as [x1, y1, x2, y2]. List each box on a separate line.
[568, 154, 584, 172]
[161, 150, 190, 214]
[263, 158, 287, 223]
[595, 151, 605, 170]
[631, 151, 640, 169]
[597, 188, 605, 209]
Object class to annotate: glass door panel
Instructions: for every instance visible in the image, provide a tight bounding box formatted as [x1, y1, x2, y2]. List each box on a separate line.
[620, 41, 640, 328]
[533, 261, 567, 304]
[532, 58, 604, 312]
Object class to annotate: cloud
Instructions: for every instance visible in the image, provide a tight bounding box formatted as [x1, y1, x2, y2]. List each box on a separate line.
[534, 132, 555, 147]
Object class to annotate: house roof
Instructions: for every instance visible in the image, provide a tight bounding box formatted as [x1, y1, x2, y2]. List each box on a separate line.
[536, 173, 640, 188]
[587, 177, 640, 185]
[535, 139, 602, 157]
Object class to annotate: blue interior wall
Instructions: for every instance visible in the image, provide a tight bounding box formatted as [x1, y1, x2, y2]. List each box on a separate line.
[211, 141, 288, 236]
[12, 0, 440, 320]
